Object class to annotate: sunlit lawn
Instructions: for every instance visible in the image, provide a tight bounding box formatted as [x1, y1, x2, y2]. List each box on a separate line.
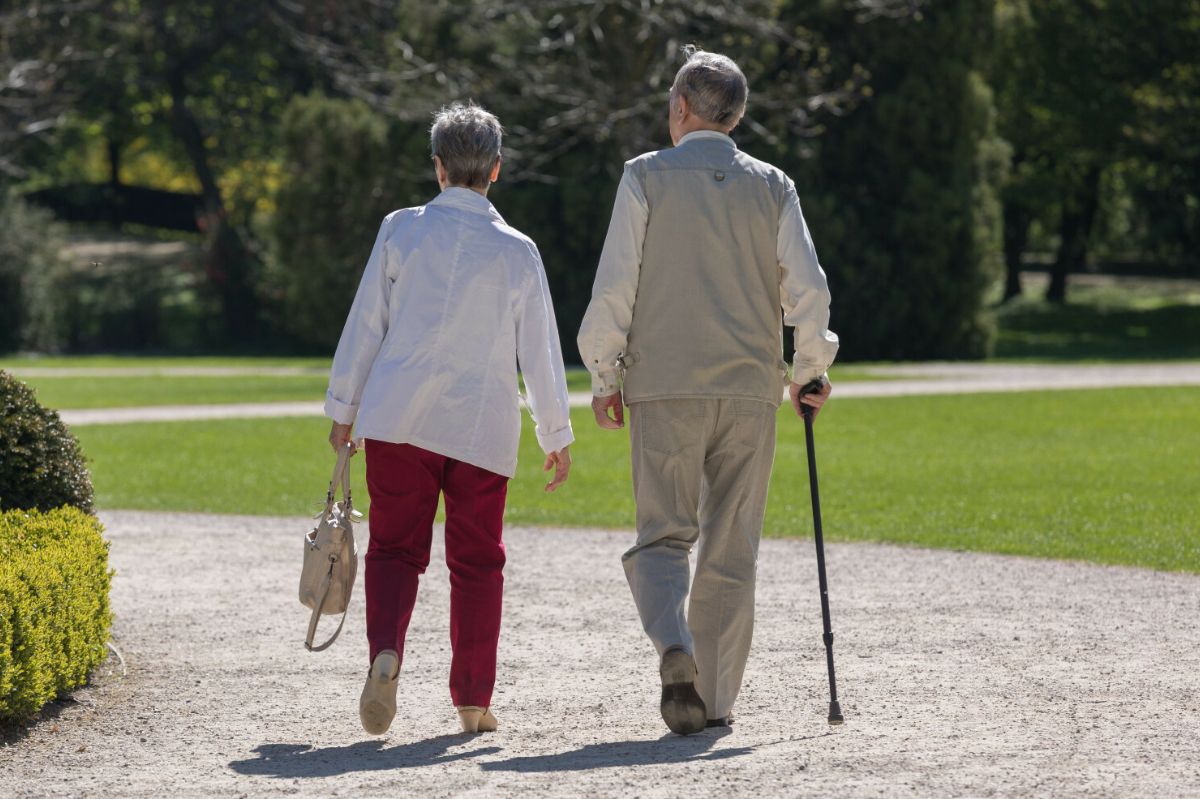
[2, 358, 888, 410]
[0, 355, 333, 370]
[17, 375, 329, 409]
[73, 387, 1200, 573]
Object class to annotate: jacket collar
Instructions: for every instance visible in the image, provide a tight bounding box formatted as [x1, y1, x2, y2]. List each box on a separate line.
[428, 186, 504, 222]
[676, 130, 737, 148]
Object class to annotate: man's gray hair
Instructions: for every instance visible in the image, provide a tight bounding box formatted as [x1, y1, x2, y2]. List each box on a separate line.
[429, 102, 503, 189]
[671, 46, 748, 128]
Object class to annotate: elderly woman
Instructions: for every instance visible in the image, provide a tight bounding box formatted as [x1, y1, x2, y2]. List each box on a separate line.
[325, 102, 574, 735]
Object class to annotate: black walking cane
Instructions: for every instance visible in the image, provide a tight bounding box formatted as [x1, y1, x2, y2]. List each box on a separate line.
[799, 379, 844, 725]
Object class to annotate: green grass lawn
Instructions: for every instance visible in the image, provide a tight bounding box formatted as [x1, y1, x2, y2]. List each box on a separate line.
[0, 355, 333, 370]
[19, 375, 330, 409]
[4, 360, 886, 410]
[74, 387, 1200, 572]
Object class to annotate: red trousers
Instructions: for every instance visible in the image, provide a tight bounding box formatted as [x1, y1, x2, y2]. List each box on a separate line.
[363, 440, 508, 707]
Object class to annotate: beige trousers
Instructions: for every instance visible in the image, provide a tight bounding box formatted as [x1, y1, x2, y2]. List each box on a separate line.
[623, 397, 777, 719]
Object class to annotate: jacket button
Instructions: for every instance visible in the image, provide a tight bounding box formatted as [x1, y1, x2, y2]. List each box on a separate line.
[714, 171, 725, 182]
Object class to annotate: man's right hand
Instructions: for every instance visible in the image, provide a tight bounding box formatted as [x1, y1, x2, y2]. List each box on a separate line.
[789, 379, 832, 420]
[591, 391, 624, 429]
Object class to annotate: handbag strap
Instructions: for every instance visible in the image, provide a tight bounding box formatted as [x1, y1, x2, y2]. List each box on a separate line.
[325, 442, 353, 509]
[304, 565, 349, 652]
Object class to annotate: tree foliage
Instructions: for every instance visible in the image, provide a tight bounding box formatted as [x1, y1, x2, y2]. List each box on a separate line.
[787, 0, 1008, 359]
[992, 0, 1200, 302]
[0, 191, 70, 353]
[268, 94, 430, 349]
[4, 0, 1197, 358]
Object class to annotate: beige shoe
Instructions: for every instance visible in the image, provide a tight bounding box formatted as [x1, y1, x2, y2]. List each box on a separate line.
[359, 650, 400, 735]
[457, 706, 498, 733]
[659, 647, 706, 736]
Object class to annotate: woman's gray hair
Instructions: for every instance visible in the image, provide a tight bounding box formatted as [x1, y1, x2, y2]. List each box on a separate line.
[671, 46, 748, 128]
[429, 102, 503, 189]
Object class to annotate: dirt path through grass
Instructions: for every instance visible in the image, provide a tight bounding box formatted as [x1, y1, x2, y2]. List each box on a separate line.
[3, 511, 1197, 797]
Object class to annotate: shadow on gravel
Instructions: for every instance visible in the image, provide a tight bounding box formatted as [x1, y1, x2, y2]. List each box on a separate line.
[228, 735, 501, 778]
[482, 727, 747, 772]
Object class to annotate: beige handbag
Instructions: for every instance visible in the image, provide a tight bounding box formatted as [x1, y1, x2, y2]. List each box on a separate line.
[299, 442, 359, 651]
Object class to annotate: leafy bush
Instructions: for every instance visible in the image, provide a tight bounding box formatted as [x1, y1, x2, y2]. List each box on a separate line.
[268, 94, 430, 351]
[0, 371, 94, 513]
[48, 239, 217, 353]
[0, 190, 71, 353]
[0, 507, 112, 722]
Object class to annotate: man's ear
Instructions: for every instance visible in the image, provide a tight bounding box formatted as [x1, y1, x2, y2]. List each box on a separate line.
[676, 93, 690, 120]
[489, 156, 502, 184]
[433, 155, 448, 186]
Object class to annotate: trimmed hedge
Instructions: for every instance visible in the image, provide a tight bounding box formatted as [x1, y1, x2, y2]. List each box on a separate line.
[0, 507, 112, 723]
[0, 370, 94, 513]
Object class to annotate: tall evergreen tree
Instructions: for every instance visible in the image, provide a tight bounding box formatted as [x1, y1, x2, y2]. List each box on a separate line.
[790, 0, 1009, 359]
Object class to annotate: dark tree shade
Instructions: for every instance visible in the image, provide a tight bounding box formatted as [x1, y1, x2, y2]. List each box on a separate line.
[788, 0, 1008, 360]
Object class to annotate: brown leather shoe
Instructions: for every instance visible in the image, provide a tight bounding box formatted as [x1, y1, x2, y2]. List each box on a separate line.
[659, 647, 706, 736]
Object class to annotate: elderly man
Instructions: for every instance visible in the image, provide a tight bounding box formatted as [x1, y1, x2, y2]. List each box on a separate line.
[578, 48, 839, 735]
[327, 102, 574, 736]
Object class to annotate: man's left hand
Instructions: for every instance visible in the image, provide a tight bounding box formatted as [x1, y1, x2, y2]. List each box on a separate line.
[789, 379, 832, 420]
[591, 392, 625, 429]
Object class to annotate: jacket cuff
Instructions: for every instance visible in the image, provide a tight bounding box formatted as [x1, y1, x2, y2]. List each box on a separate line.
[536, 423, 575, 454]
[591, 371, 620, 397]
[324, 394, 359, 425]
[791, 361, 828, 387]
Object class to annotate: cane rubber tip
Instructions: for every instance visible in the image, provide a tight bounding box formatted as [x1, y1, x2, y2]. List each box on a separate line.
[828, 701, 844, 725]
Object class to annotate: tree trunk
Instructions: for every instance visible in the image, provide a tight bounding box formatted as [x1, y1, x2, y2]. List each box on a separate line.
[166, 68, 257, 341]
[1001, 199, 1030, 302]
[1046, 166, 1102, 304]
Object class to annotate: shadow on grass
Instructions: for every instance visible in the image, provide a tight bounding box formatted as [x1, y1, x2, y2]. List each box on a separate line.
[995, 302, 1200, 360]
[228, 736, 501, 778]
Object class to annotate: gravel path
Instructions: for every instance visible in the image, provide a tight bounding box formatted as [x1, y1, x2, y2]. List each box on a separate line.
[52, 361, 1200, 426]
[4, 511, 1198, 798]
[852, 361, 1200, 396]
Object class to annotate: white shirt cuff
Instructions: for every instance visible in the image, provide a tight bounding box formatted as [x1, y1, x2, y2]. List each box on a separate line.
[536, 423, 575, 455]
[324, 394, 359, 425]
